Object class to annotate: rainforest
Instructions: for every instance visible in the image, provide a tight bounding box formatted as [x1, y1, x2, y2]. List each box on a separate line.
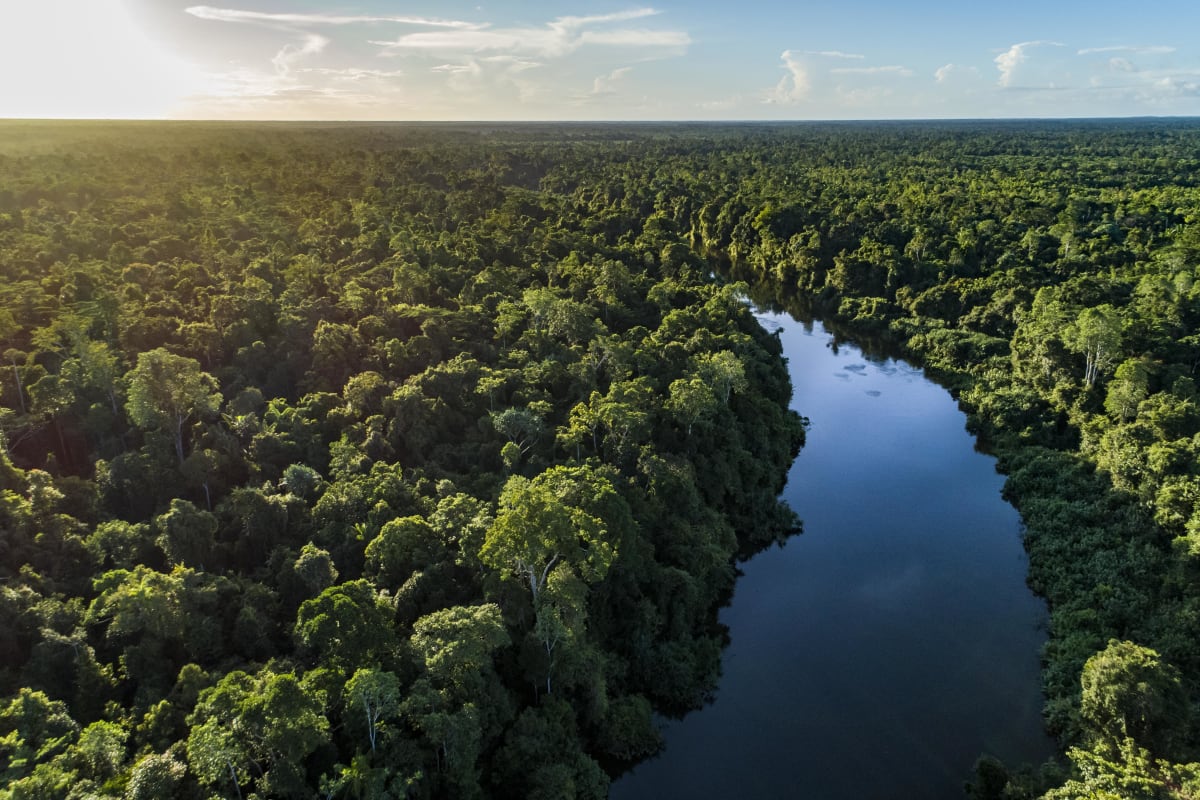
[1, 119, 1199, 799]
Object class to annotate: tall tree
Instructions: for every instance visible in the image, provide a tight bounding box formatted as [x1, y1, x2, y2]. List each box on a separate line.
[344, 668, 400, 755]
[125, 348, 221, 465]
[480, 466, 617, 605]
[1064, 305, 1123, 387]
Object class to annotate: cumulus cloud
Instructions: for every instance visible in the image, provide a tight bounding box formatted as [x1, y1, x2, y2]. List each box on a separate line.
[765, 50, 811, 104]
[995, 40, 1064, 87]
[1153, 75, 1200, 97]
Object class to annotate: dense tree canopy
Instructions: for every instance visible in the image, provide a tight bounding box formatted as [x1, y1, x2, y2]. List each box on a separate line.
[4, 117, 1200, 797]
[0, 121, 804, 799]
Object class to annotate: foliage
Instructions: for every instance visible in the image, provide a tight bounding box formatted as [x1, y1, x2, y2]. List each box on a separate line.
[11, 117, 1200, 796]
[0, 120, 806, 798]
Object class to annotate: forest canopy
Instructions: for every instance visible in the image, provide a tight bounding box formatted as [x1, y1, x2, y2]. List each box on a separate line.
[0, 121, 805, 800]
[3, 118, 1200, 798]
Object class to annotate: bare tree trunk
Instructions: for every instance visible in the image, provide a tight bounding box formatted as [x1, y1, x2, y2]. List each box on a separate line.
[228, 761, 243, 800]
[175, 413, 186, 465]
[10, 361, 25, 414]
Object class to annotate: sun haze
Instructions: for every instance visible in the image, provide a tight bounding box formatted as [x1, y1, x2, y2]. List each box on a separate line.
[0, 0, 207, 119]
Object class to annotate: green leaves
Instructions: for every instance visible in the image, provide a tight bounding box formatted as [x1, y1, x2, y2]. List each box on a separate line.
[294, 580, 396, 672]
[364, 516, 443, 590]
[0, 123, 829, 799]
[153, 499, 216, 569]
[1080, 640, 1188, 759]
[481, 466, 617, 603]
[187, 669, 330, 798]
[125, 348, 221, 465]
[1064, 304, 1124, 388]
[344, 668, 400, 754]
[411, 604, 509, 684]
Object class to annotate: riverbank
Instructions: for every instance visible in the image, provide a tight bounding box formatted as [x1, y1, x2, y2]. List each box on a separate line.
[613, 314, 1053, 799]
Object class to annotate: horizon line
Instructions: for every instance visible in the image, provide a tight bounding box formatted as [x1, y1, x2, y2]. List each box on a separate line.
[2, 114, 1200, 124]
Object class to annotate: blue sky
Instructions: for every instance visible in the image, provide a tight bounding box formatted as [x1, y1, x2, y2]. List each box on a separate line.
[2, 0, 1199, 119]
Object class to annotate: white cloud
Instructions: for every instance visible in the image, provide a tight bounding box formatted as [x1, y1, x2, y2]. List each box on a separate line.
[804, 50, 865, 59]
[591, 66, 633, 95]
[371, 8, 688, 60]
[1153, 76, 1200, 97]
[570, 66, 635, 105]
[995, 40, 1064, 87]
[554, 9, 662, 28]
[271, 33, 328, 76]
[186, 5, 489, 79]
[1077, 45, 1175, 56]
[184, 7, 481, 29]
[480, 55, 543, 73]
[300, 67, 407, 81]
[581, 29, 690, 48]
[178, 4, 690, 117]
[765, 50, 811, 104]
[831, 65, 913, 77]
[432, 62, 483, 76]
[933, 63, 982, 86]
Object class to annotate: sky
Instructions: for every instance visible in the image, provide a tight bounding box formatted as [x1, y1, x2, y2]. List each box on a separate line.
[2, 0, 1199, 120]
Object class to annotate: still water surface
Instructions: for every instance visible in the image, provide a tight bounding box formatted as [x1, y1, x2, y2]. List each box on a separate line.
[611, 314, 1053, 799]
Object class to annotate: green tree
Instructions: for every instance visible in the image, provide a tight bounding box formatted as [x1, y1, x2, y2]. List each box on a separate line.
[294, 580, 395, 672]
[364, 516, 444, 590]
[153, 498, 217, 569]
[125, 348, 221, 465]
[1064, 305, 1123, 387]
[344, 668, 401, 755]
[404, 604, 511, 797]
[1080, 640, 1188, 759]
[697, 350, 747, 405]
[126, 750, 187, 800]
[667, 377, 716, 436]
[1104, 357, 1153, 420]
[187, 668, 330, 799]
[0, 688, 79, 785]
[481, 466, 617, 604]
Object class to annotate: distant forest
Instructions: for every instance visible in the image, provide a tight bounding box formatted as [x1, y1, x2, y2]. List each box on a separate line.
[1, 119, 1199, 799]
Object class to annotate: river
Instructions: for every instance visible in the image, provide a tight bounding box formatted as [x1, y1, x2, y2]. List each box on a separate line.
[611, 313, 1054, 799]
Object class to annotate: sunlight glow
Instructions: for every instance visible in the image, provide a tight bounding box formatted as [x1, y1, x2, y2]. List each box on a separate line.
[0, 0, 206, 118]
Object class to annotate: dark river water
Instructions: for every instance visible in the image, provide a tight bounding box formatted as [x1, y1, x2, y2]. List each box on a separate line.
[611, 314, 1054, 799]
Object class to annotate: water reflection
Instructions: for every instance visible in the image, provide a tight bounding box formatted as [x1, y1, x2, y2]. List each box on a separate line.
[611, 314, 1052, 800]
